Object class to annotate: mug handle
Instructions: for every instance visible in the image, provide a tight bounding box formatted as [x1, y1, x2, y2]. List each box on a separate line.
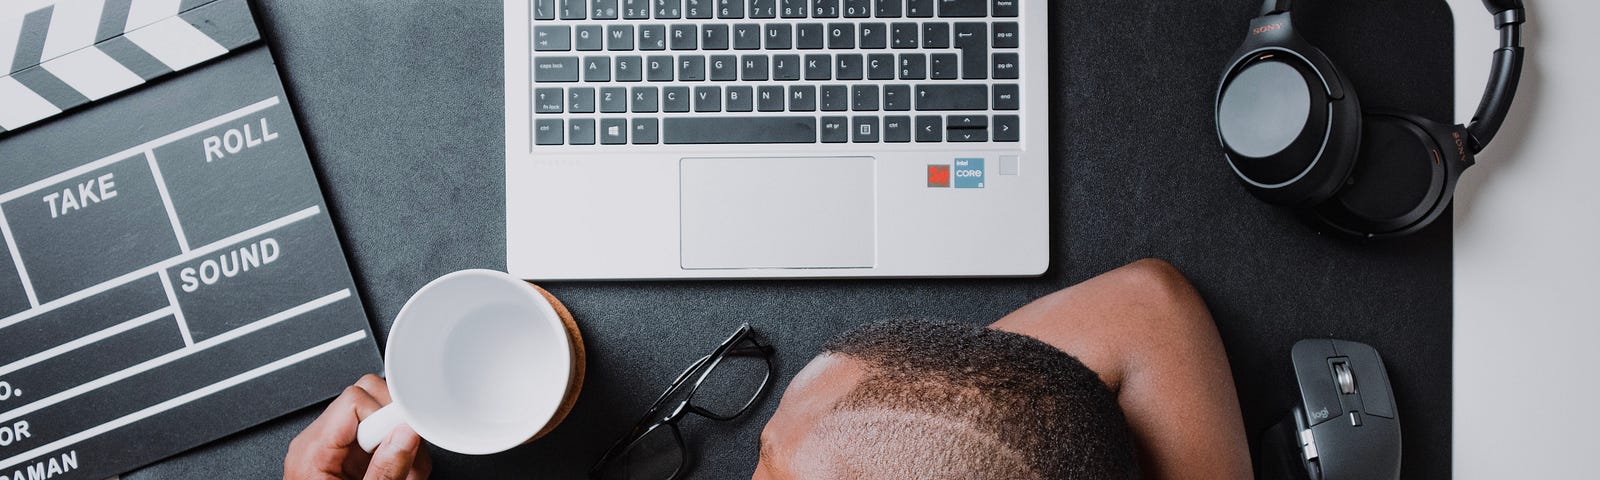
[356, 403, 407, 453]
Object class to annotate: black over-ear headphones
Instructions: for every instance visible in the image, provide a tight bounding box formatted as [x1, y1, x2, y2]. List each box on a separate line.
[1215, 0, 1526, 239]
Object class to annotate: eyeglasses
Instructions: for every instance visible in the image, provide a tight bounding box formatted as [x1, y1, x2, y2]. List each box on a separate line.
[591, 324, 775, 480]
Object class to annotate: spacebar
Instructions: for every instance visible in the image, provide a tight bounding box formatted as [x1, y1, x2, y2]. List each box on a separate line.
[664, 117, 818, 144]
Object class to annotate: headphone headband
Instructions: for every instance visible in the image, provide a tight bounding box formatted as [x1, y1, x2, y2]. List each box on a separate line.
[1259, 0, 1525, 154]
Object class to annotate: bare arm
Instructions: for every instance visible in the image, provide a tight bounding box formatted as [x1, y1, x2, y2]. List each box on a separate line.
[990, 259, 1252, 480]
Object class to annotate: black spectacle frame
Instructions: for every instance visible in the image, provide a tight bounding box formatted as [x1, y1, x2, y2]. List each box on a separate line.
[590, 323, 775, 480]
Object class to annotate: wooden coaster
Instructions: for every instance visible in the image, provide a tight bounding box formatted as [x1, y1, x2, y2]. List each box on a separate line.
[529, 283, 585, 440]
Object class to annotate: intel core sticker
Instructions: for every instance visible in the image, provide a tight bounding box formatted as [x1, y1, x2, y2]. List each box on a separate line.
[953, 158, 985, 188]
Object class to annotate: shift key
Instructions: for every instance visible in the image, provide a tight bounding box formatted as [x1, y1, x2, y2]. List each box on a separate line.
[915, 85, 988, 110]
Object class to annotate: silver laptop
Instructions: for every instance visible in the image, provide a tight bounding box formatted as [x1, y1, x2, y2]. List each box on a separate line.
[503, 0, 1048, 280]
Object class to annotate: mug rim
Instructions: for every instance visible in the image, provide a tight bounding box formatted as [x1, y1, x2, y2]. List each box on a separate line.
[384, 269, 573, 455]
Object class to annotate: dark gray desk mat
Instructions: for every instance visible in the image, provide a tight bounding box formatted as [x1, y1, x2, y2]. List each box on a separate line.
[126, 0, 1454, 478]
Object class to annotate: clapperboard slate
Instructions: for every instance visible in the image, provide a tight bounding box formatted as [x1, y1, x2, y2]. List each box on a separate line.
[0, 0, 382, 478]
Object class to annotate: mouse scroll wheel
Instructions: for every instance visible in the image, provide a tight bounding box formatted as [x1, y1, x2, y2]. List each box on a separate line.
[1333, 362, 1357, 395]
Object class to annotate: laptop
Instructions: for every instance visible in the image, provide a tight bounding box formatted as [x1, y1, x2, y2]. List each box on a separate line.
[503, 0, 1048, 279]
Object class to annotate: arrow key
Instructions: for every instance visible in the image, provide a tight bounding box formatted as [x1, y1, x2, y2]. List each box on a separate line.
[916, 115, 943, 142]
[994, 115, 1019, 142]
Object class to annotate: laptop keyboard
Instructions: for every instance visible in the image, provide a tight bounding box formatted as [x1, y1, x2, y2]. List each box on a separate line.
[529, 0, 1023, 146]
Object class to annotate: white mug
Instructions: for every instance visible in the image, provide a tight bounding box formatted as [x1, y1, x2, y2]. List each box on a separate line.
[356, 269, 584, 455]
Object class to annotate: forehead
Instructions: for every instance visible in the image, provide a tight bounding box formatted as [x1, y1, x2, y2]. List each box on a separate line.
[759, 354, 869, 466]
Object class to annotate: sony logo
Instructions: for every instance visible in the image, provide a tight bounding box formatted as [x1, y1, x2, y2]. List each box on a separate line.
[1452, 132, 1467, 160]
[1253, 22, 1284, 35]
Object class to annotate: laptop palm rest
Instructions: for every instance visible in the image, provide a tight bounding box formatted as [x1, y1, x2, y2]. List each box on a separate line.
[680, 157, 877, 270]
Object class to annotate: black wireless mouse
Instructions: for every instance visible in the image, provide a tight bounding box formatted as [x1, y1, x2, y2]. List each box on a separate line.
[1267, 339, 1403, 480]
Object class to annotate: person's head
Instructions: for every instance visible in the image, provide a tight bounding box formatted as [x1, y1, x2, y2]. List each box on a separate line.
[752, 319, 1138, 480]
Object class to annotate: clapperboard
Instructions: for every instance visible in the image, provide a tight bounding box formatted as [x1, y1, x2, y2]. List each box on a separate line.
[0, 1, 381, 479]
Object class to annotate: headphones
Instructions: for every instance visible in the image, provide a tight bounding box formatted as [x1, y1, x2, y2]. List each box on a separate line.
[1215, 0, 1526, 239]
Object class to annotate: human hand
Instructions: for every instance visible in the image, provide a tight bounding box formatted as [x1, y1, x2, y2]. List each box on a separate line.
[285, 374, 432, 480]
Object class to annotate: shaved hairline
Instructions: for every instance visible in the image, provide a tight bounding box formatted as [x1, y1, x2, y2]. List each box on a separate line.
[797, 407, 1040, 480]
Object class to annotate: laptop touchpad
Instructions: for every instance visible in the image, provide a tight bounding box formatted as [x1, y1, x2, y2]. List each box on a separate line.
[680, 157, 876, 270]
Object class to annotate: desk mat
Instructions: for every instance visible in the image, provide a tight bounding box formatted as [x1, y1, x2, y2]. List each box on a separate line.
[126, 0, 1453, 478]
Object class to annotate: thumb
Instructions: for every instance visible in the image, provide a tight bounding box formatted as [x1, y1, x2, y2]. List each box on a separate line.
[362, 424, 422, 480]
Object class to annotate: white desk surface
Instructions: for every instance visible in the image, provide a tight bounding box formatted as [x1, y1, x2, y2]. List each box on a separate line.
[1450, 0, 1600, 476]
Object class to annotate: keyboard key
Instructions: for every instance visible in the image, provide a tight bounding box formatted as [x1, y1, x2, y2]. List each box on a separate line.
[623, 0, 651, 18]
[821, 85, 849, 111]
[536, 119, 564, 145]
[702, 24, 730, 49]
[884, 115, 912, 142]
[992, 84, 1019, 110]
[837, 54, 864, 80]
[789, 85, 817, 111]
[992, 0, 1018, 17]
[765, 24, 794, 49]
[570, 118, 596, 144]
[947, 126, 986, 142]
[664, 86, 691, 111]
[868, 53, 896, 79]
[577, 26, 605, 50]
[616, 55, 644, 81]
[993, 52, 1019, 79]
[757, 86, 785, 111]
[877, 0, 902, 17]
[594, 0, 620, 18]
[922, 23, 950, 48]
[798, 24, 826, 49]
[665, 117, 818, 143]
[601, 118, 629, 144]
[899, 53, 926, 79]
[633, 118, 660, 144]
[671, 25, 698, 49]
[852, 116, 880, 142]
[907, 0, 934, 17]
[937, 0, 985, 17]
[852, 85, 880, 110]
[993, 22, 1019, 48]
[812, 0, 840, 18]
[821, 116, 849, 142]
[562, 0, 588, 19]
[774, 55, 802, 79]
[860, 23, 888, 49]
[601, 87, 628, 112]
[883, 84, 911, 110]
[916, 115, 942, 141]
[535, 26, 572, 51]
[947, 114, 986, 128]
[781, 0, 807, 17]
[891, 23, 918, 48]
[640, 25, 667, 50]
[710, 55, 738, 80]
[679, 55, 707, 80]
[915, 84, 987, 110]
[569, 87, 597, 112]
[695, 86, 722, 111]
[584, 56, 612, 81]
[994, 114, 1019, 142]
[805, 54, 832, 80]
[718, 0, 745, 18]
[536, 0, 557, 20]
[751, 0, 778, 18]
[607, 25, 635, 50]
[741, 55, 769, 80]
[535, 88, 564, 113]
[930, 53, 959, 79]
[828, 24, 857, 49]
[727, 86, 754, 111]
[734, 24, 762, 49]
[632, 86, 660, 112]
[655, 0, 682, 18]
[686, 0, 713, 18]
[845, 0, 872, 17]
[647, 55, 674, 80]
[535, 57, 581, 82]
[954, 22, 988, 79]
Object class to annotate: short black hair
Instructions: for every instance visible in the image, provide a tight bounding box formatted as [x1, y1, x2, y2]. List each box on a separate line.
[817, 319, 1138, 479]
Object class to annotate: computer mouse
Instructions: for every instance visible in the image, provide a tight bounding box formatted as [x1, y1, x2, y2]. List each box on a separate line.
[1279, 338, 1403, 480]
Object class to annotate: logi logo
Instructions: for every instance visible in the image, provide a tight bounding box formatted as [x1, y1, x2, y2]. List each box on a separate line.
[1253, 22, 1285, 35]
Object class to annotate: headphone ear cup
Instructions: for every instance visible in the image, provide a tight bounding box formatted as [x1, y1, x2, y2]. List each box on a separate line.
[1312, 114, 1452, 238]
